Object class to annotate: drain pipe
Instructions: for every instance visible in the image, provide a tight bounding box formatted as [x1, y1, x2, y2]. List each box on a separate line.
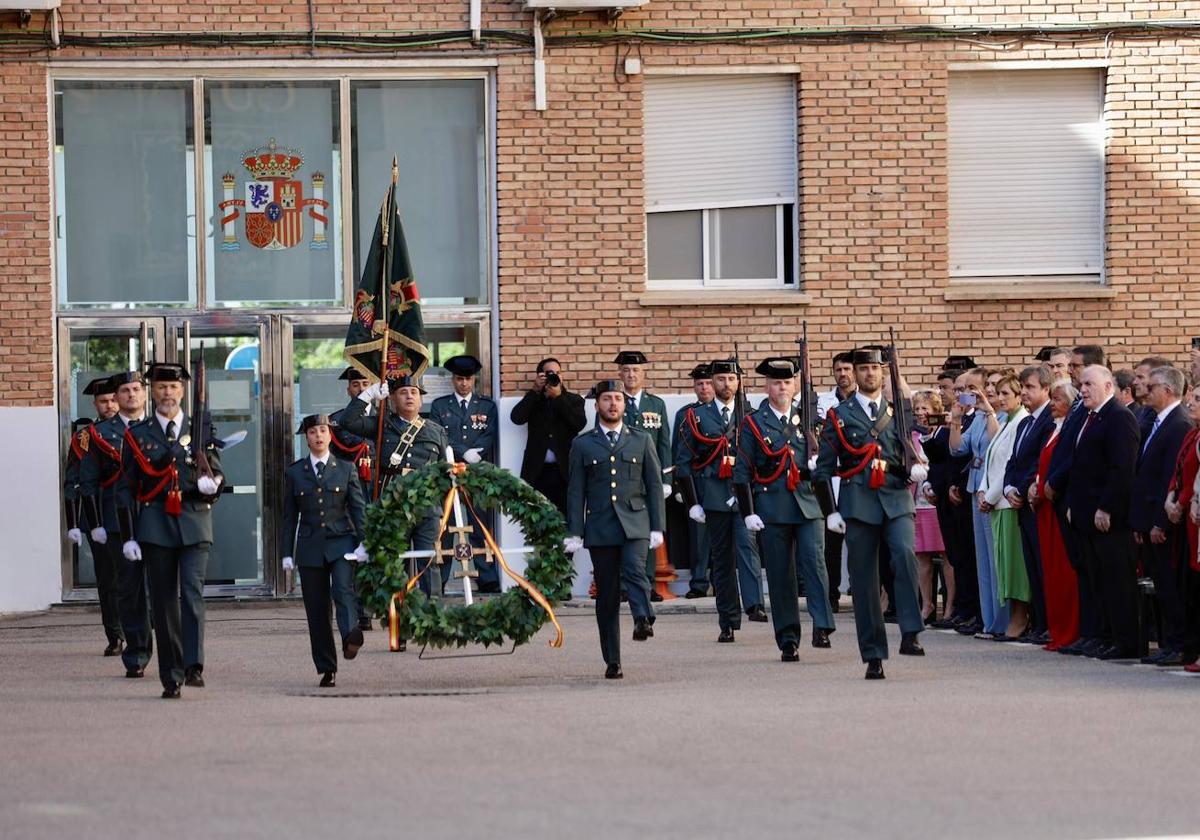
[533, 11, 547, 111]
[470, 0, 481, 44]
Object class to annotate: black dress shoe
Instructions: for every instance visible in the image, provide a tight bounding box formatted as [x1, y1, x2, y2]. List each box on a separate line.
[125, 666, 144, 679]
[899, 633, 925, 656]
[955, 619, 982, 635]
[991, 634, 1016, 643]
[604, 663, 623, 679]
[717, 628, 736, 643]
[684, 588, 708, 599]
[632, 618, 651, 641]
[811, 629, 831, 649]
[343, 627, 364, 660]
[319, 671, 336, 688]
[1140, 649, 1167, 665]
[358, 617, 374, 631]
[781, 642, 799, 662]
[1098, 646, 1137, 661]
[650, 591, 664, 603]
[865, 659, 885, 680]
[161, 684, 181, 699]
[747, 605, 768, 623]
[184, 667, 205, 688]
[104, 640, 124, 657]
[1156, 650, 1185, 667]
[1082, 639, 1110, 657]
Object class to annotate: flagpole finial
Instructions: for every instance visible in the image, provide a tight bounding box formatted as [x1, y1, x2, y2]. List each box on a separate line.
[391, 156, 399, 184]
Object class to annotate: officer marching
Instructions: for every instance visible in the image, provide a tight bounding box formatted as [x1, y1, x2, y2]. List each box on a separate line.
[734, 357, 835, 662]
[282, 414, 368, 688]
[118, 363, 225, 698]
[673, 364, 714, 599]
[564, 380, 666, 679]
[430, 354, 500, 593]
[79, 371, 154, 677]
[812, 348, 927, 680]
[64, 376, 123, 656]
[329, 366, 377, 632]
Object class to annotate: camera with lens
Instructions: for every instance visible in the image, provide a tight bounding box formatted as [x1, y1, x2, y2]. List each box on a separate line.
[544, 371, 561, 387]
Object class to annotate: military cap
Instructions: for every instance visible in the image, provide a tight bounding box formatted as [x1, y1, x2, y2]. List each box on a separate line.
[386, 373, 428, 394]
[82, 376, 118, 396]
[688, 363, 713, 380]
[108, 371, 145, 388]
[709, 359, 744, 376]
[338, 366, 369, 382]
[942, 354, 977, 370]
[832, 351, 855, 366]
[755, 357, 799, 379]
[296, 413, 336, 434]
[614, 351, 648, 366]
[852, 348, 885, 366]
[443, 355, 483, 377]
[72, 417, 95, 432]
[587, 379, 625, 399]
[144, 362, 191, 383]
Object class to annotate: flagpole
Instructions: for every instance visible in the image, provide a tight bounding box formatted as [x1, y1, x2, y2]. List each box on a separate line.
[371, 157, 399, 502]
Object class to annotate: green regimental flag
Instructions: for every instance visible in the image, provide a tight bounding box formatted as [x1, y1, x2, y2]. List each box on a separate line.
[344, 161, 430, 383]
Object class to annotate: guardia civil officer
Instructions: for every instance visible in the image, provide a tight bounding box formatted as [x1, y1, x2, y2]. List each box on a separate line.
[564, 380, 666, 679]
[735, 358, 835, 662]
[673, 364, 714, 598]
[79, 371, 153, 677]
[330, 366, 377, 631]
[282, 414, 368, 687]
[339, 374, 450, 599]
[812, 348, 927, 680]
[64, 376, 122, 655]
[119, 363, 225, 699]
[615, 351, 674, 600]
[430, 355, 500, 592]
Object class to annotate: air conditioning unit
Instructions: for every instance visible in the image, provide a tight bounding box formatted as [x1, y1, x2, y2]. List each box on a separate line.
[523, 0, 647, 10]
[0, 0, 60, 8]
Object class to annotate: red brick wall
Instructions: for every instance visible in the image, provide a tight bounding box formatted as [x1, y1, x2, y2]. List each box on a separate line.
[2, 2, 1199, 406]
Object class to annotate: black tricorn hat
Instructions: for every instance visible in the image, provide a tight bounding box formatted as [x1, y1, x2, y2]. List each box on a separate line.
[942, 354, 977, 370]
[443, 355, 483, 377]
[852, 348, 885, 366]
[709, 358, 743, 376]
[338, 366, 369, 382]
[755, 357, 799, 379]
[386, 374, 428, 395]
[688, 363, 713, 380]
[296, 413, 336, 434]
[82, 376, 117, 396]
[614, 350, 648, 366]
[144, 362, 191, 383]
[72, 417, 95, 432]
[587, 379, 625, 399]
[108, 371, 145, 388]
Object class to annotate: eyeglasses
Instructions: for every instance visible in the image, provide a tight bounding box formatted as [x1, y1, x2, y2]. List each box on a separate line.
[1147, 382, 1163, 391]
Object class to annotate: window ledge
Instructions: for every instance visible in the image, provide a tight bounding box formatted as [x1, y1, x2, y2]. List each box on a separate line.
[943, 281, 1115, 302]
[639, 290, 812, 307]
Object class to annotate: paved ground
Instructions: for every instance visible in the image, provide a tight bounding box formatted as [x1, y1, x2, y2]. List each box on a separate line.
[1, 598, 1197, 840]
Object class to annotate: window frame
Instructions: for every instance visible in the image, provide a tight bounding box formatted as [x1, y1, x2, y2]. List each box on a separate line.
[647, 201, 793, 290]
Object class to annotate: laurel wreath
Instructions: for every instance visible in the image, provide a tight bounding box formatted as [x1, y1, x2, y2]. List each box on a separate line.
[356, 461, 574, 648]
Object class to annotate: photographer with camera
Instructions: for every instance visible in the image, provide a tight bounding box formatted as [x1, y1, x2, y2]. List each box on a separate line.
[511, 357, 587, 515]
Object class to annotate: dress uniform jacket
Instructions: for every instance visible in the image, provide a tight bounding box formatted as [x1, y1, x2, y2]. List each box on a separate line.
[813, 396, 915, 524]
[676, 399, 746, 513]
[64, 420, 98, 531]
[281, 456, 365, 568]
[80, 415, 139, 533]
[734, 405, 822, 524]
[338, 397, 449, 490]
[624, 392, 673, 490]
[567, 426, 665, 547]
[118, 416, 224, 548]
[329, 406, 374, 473]
[431, 392, 498, 463]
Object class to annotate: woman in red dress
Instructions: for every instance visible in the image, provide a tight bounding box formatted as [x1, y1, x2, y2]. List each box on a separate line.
[1166, 387, 1200, 671]
[1028, 380, 1079, 651]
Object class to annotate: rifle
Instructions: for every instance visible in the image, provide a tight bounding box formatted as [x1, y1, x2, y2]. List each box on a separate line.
[190, 343, 215, 483]
[731, 342, 746, 450]
[795, 321, 818, 461]
[886, 327, 919, 471]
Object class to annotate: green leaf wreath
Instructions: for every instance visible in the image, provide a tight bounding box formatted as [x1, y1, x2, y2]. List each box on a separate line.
[356, 461, 574, 649]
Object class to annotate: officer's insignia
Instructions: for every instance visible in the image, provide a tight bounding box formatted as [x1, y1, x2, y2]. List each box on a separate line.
[75, 429, 89, 452]
[470, 414, 489, 430]
[791, 414, 802, 426]
[215, 138, 330, 252]
[641, 411, 662, 429]
[178, 434, 191, 448]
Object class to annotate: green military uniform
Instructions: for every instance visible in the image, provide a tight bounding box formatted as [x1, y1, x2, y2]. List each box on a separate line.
[812, 352, 923, 671]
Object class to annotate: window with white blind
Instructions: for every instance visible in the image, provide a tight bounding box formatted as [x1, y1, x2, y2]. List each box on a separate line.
[948, 68, 1105, 284]
[644, 74, 797, 288]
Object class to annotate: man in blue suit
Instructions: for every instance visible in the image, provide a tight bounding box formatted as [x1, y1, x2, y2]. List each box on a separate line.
[1130, 365, 1191, 665]
[1001, 364, 1056, 642]
[1065, 365, 1141, 660]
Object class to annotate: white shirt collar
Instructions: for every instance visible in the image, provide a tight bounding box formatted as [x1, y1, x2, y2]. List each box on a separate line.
[769, 403, 790, 423]
[310, 453, 330, 469]
[156, 410, 184, 436]
[119, 412, 144, 427]
[855, 392, 882, 416]
[715, 397, 735, 412]
[600, 422, 623, 437]
[1090, 394, 1115, 414]
[1155, 400, 1182, 424]
[456, 393, 473, 405]
[1029, 400, 1049, 420]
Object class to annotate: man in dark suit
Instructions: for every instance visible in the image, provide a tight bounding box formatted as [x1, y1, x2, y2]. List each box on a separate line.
[564, 380, 665, 679]
[1130, 366, 1191, 665]
[1131, 356, 1172, 425]
[510, 357, 587, 516]
[1064, 365, 1141, 660]
[1002, 364, 1056, 642]
[282, 414, 367, 687]
[118, 363, 225, 699]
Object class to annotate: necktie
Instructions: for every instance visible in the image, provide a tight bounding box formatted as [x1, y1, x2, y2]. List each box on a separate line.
[1143, 417, 1161, 454]
[460, 399, 468, 413]
[721, 406, 731, 427]
[1077, 411, 1097, 444]
[316, 461, 325, 477]
[1013, 415, 1033, 453]
[867, 401, 877, 420]
[165, 419, 176, 443]
[607, 430, 618, 447]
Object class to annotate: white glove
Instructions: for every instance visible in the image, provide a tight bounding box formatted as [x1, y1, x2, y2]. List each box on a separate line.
[661, 485, 672, 499]
[353, 542, 369, 563]
[563, 536, 584, 554]
[197, 474, 221, 496]
[66, 528, 82, 546]
[744, 514, 765, 533]
[674, 492, 683, 504]
[358, 381, 388, 403]
[648, 531, 664, 550]
[282, 556, 295, 571]
[122, 540, 142, 561]
[463, 448, 482, 465]
[909, 463, 929, 484]
[90, 526, 108, 545]
[688, 505, 707, 524]
[807, 455, 818, 472]
[826, 512, 847, 535]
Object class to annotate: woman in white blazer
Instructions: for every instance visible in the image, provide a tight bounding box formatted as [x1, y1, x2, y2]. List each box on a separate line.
[978, 373, 1028, 641]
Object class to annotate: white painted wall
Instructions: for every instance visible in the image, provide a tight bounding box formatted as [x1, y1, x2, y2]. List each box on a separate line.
[0, 406, 65, 614]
